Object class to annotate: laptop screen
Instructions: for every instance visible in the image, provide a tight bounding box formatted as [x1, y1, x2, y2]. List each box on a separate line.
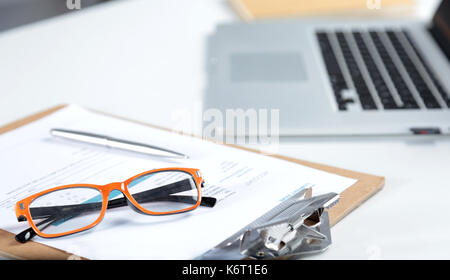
[431, 0, 450, 61]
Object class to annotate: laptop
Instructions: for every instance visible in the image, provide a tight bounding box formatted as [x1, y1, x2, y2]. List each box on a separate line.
[205, 1, 450, 136]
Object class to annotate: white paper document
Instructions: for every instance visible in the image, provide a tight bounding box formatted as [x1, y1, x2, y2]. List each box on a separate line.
[0, 105, 356, 259]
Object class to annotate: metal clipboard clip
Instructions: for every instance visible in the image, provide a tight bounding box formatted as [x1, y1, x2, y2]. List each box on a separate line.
[199, 188, 340, 260]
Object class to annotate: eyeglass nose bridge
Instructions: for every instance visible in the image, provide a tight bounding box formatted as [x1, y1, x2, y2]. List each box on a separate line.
[102, 182, 144, 215]
[103, 182, 126, 192]
[102, 182, 132, 203]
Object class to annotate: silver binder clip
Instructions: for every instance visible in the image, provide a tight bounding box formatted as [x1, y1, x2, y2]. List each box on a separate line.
[239, 192, 339, 259]
[198, 189, 340, 260]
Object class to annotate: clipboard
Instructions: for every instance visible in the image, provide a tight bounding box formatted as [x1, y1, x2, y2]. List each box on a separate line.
[0, 105, 384, 259]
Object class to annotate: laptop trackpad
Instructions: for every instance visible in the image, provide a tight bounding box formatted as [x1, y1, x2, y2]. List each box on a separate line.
[230, 52, 307, 82]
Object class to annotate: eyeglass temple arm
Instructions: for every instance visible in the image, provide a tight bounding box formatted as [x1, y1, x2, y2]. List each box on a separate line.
[15, 215, 63, 243]
[16, 179, 217, 243]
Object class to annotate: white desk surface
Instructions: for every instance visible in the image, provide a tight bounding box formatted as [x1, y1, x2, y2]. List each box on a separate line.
[0, 0, 449, 259]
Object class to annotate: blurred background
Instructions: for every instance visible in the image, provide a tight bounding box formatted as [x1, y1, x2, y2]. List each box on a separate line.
[0, 0, 449, 260]
[0, 0, 439, 32]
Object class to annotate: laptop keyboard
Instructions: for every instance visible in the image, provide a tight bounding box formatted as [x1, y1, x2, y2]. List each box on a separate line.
[317, 30, 450, 111]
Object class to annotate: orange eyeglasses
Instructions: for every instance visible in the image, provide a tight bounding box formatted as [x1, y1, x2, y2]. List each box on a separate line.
[14, 167, 216, 243]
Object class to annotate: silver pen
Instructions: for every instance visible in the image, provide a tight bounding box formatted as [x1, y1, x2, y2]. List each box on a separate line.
[50, 129, 188, 159]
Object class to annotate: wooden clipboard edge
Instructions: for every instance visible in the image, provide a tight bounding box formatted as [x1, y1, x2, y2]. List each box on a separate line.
[0, 104, 384, 259]
[0, 229, 81, 260]
[0, 105, 67, 135]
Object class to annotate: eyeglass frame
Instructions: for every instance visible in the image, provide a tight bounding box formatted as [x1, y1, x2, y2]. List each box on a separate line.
[14, 167, 216, 242]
